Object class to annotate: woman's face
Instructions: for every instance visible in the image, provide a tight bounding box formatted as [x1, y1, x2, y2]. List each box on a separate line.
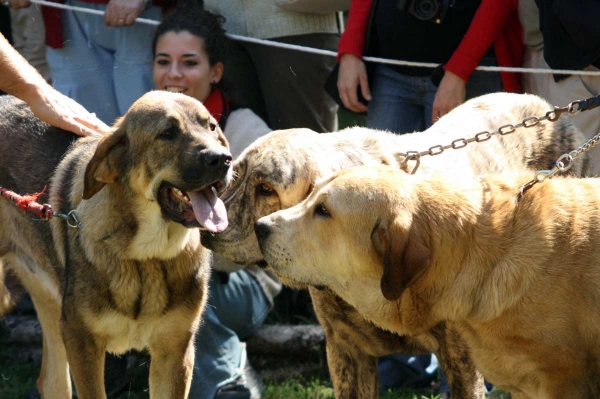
[153, 31, 223, 103]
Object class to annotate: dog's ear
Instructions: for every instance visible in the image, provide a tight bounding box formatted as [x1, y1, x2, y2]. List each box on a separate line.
[82, 124, 128, 200]
[372, 218, 430, 301]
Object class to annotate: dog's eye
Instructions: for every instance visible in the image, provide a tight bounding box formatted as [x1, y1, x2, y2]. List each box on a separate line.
[210, 122, 217, 132]
[256, 184, 274, 197]
[314, 204, 330, 218]
[158, 127, 178, 140]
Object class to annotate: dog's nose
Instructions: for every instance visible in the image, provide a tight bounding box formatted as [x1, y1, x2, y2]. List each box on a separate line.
[204, 150, 232, 169]
[254, 220, 271, 240]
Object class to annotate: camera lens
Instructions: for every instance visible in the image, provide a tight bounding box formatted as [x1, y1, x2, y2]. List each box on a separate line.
[411, 0, 438, 20]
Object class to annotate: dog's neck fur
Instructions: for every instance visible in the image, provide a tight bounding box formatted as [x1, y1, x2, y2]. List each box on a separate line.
[76, 183, 201, 262]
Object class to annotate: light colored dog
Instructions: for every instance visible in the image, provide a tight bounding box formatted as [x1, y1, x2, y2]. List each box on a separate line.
[255, 164, 600, 398]
[0, 91, 232, 398]
[201, 92, 593, 398]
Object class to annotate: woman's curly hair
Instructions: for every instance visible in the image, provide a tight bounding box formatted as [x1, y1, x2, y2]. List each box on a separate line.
[152, 3, 229, 67]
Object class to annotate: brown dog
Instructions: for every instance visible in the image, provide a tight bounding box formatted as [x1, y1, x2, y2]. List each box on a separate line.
[201, 92, 593, 398]
[0, 91, 232, 398]
[255, 164, 600, 399]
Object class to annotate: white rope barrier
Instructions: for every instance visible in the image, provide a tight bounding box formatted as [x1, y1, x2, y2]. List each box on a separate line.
[28, 0, 600, 76]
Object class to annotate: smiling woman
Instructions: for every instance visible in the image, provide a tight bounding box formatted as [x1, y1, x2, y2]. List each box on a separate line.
[150, 5, 281, 399]
[151, 7, 271, 158]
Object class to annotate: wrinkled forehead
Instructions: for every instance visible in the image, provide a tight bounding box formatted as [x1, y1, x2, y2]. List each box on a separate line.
[239, 145, 309, 187]
[127, 91, 214, 128]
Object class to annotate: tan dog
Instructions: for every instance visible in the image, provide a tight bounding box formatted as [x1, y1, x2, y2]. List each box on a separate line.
[201, 92, 593, 398]
[255, 165, 600, 399]
[0, 91, 232, 398]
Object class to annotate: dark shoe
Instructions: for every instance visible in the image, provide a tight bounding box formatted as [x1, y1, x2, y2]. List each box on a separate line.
[214, 381, 251, 399]
[214, 361, 264, 399]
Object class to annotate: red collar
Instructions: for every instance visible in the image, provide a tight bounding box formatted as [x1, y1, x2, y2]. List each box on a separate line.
[203, 88, 230, 127]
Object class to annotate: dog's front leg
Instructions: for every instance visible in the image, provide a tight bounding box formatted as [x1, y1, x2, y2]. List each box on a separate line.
[61, 320, 107, 399]
[309, 288, 379, 398]
[25, 289, 71, 399]
[326, 339, 379, 399]
[430, 322, 486, 399]
[148, 332, 195, 398]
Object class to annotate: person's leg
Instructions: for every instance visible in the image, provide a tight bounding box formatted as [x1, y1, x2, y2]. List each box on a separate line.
[45, 0, 119, 125]
[112, 6, 162, 116]
[378, 354, 437, 391]
[243, 33, 340, 133]
[366, 65, 426, 134]
[417, 74, 438, 130]
[189, 270, 270, 398]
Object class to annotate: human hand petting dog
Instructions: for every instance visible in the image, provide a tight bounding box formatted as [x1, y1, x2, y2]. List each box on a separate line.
[105, 0, 146, 27]
[0, 33, 108, 137]
[25, 86, 109, 137]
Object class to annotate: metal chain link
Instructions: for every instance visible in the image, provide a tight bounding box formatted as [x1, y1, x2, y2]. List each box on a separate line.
[395, 96, 600, 203]
[516, 129, 600, 203]
[400, 106, 572, 173]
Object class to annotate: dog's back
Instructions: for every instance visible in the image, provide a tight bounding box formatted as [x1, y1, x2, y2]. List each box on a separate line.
[330, 92, 592, 178]
[0, 96, 85, 306]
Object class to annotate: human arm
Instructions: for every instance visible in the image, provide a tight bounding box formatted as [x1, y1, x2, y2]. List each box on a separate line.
[432, 0, 517, 122]
[104, 0, 146, 27]
[0, 33, 109, 137]
[337, 0, 374, 113]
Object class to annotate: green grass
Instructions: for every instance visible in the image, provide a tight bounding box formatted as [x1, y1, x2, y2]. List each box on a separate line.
[264, 379, 440, 399]
[0, 344, 441, 399]
[0, 346, 39, 399]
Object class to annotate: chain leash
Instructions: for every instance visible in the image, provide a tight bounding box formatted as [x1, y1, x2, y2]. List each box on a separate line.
[515, 129, 600, 203]
[400, 96, 600, 173]
[398, 95, 600, 202]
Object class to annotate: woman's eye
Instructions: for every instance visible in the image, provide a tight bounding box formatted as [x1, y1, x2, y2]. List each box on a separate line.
[315, 204, 330, 217]
[184, 60, 198, 67]
[155, 59, 169, 66]
[257, 184, 274, 196]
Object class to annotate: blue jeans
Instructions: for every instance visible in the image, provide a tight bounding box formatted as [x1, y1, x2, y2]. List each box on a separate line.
[46, 0, 160, 125]
[189, 270, 270, 399]
[366, 61, 504, 134]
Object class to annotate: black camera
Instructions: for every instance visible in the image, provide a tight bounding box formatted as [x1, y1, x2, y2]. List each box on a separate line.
[397, 0, 454, 24]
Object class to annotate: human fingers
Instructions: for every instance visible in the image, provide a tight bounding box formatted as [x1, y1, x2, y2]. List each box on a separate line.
[338, 56, 369, 113]
[11, 0, 31, 9]
[432, 71, 466, 123]
[74, 114, 110, 136]
[105, 0, 144, 26]
[125, 12, 137, 25]
[357, 73, 371, 110]
[64, 119, 104, 138]
[104, 2, 127, 26]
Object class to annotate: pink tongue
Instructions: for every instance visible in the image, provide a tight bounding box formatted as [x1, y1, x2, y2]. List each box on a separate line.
[187, 187, 228, 233]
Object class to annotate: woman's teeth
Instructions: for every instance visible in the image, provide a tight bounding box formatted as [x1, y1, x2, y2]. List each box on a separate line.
[165, 87, 185, 93]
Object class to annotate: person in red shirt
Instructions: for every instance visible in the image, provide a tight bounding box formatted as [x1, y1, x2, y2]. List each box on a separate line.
[337, 0, 522, 133]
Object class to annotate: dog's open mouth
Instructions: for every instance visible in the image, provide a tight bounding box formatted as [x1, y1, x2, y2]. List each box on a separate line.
[158, 181, 228, 233]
